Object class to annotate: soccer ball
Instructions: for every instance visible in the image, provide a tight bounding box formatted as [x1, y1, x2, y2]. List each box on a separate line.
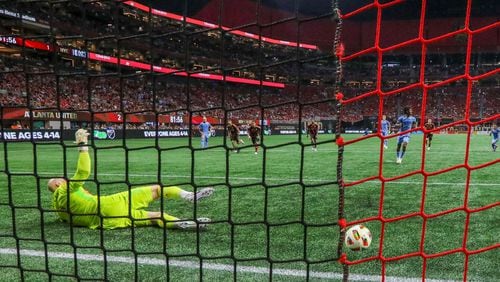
[344, 224, 372, 251]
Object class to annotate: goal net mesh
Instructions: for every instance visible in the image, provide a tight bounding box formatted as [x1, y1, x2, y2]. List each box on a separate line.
[0, 0, 498, 281]
[338, 0, 499, 281]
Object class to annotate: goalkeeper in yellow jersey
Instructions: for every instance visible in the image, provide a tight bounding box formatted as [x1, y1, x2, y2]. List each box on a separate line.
[48, 129, 214, 230]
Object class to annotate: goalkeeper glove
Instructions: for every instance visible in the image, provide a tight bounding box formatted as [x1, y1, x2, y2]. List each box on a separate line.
[74, 129, 90, 151]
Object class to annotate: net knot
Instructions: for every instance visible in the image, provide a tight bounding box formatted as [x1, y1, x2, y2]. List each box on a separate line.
[335, 43, 345, 57]
[335, 92, 344, 101]
[331, 8, 342, 22]
[335, 137, 344, 146]
[338, 218, 347, 229]
[338, 253, 347, 264]
[335, 8, 342, 20]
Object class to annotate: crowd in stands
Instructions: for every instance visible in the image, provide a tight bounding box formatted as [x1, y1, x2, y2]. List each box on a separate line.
[339, 85, 498, 123]
[0, 1, 325, 85]
[1, 54, 498, 127]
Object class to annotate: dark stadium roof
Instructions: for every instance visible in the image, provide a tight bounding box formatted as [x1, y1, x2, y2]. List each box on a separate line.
[137, 0, 500, 19]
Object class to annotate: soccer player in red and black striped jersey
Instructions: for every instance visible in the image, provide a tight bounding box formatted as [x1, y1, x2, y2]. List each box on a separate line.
[227, 120, 243, 153]
[424, 118, 435, 151]
[247, 121, 261, 154]
[307, 121, 319, 151]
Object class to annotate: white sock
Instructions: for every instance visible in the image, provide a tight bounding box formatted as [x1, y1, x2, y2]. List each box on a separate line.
[180, 190, 193, 200]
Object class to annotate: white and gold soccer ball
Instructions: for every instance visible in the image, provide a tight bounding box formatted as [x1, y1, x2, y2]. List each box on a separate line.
[345, 224, 372, 251]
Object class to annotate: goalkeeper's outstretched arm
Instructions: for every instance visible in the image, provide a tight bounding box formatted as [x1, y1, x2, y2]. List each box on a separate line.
[69, 129, 91, 191]
[47, 129, 91, 192]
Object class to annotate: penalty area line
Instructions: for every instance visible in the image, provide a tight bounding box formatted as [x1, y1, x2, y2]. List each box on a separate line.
[0, 248, 459, 282]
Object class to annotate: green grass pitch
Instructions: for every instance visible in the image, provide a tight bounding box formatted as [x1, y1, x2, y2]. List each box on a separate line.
[0, 133, 498, 281]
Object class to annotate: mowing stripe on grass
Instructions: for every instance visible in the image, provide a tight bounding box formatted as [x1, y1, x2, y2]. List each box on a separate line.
[18, 171, 500, 187]
[4, 147, 495, 155]
[0, 248, 459, 281]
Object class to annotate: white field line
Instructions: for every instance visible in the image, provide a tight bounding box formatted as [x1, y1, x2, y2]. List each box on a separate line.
[18, 171, 500, 187]
[0, 248, 459, 282]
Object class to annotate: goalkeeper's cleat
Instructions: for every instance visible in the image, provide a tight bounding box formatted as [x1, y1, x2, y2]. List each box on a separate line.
[185, 187, 214, 203]
[396, 158, 402, 164]
[175, 217, 211, 230]
[74, 129, 90, 144]
[383, 145, 388, 150]
[427, 146, 430, 151]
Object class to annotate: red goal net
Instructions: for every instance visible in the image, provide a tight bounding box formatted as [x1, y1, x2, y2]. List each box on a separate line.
[336, 0, 499, 281]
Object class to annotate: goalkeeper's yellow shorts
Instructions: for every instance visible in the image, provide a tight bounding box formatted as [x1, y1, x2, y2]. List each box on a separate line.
[98, 186, 155, 229]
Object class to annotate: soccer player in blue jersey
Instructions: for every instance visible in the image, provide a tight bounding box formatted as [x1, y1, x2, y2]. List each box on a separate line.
[490, 124, 499, 152]
[381, 115, 391, 150]
[395, 107, 417, 164]
[198, 116, 212, 148]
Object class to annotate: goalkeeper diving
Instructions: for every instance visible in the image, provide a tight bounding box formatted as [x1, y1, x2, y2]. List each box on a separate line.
[48, 129, 214, 230]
